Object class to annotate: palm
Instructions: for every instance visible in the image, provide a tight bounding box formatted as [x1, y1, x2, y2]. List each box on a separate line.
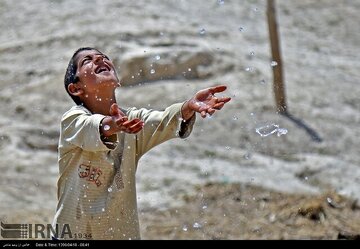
[191, 90, 216, 109]
[188, 85, 231, 118]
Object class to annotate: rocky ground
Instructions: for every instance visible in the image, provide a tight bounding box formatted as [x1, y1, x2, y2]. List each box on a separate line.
[0, 0, 359, 240]
[140, 182, 360, 240]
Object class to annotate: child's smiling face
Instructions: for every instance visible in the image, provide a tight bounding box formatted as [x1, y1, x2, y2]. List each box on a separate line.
[74, 49, 120, 95]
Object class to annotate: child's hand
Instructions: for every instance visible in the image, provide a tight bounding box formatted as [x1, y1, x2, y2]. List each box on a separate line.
[109, 103, 144, 134]
[101, 104, 144, 137]
[184, 85, 231, 119]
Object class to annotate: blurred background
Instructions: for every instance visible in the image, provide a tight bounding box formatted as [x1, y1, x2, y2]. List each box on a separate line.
[0, 0, 359, 239]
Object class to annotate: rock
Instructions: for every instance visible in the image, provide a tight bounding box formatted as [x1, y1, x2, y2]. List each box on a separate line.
[117, 49, 214, 86]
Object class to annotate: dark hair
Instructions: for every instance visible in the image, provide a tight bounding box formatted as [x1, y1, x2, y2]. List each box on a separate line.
[64, 47, 101, 105]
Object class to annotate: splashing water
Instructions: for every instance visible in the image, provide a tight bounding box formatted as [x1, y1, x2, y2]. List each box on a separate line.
[255, 124, 288, 137]
[270, 61, 278, 67]
[193, 222, 202, 229]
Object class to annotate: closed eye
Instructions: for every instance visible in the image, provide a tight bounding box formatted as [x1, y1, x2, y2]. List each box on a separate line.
[81, 56, 92, 66]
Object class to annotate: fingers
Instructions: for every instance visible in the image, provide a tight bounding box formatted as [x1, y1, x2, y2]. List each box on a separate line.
[212, 102, 225, 110]
[110, 103, 126, 118]
[118, 118, 144, 134]
[200, 111, 207, 118]
[209, 85, 227, 94]
[198, 97, 231, 118]
[129, 121, 145, 133]
[217, 97, 231, 103]
[109, 103, 120, 116]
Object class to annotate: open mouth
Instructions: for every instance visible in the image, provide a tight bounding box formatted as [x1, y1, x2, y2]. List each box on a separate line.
[95, 65, 111, 74]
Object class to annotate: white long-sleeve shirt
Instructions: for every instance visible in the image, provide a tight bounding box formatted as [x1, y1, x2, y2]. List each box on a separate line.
[52, 102, 195, 240]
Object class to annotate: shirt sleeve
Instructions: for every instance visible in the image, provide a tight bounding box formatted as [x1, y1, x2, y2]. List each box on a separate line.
[60, 107, 118, 151]
[126, 102, 196, 158]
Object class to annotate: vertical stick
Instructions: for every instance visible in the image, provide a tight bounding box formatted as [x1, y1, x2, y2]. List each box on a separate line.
[267, 0, 287, 114]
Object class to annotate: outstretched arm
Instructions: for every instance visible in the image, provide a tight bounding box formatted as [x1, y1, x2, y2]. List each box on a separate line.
[181, 85, 231, 120]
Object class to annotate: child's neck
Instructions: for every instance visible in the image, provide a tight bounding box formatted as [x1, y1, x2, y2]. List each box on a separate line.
[83, 92, 116, 115]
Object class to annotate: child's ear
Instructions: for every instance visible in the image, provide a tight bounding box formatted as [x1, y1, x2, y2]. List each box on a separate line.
[68, 83, 84, 97]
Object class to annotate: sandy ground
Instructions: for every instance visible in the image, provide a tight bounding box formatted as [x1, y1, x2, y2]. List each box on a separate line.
[0, 0, 359, 240]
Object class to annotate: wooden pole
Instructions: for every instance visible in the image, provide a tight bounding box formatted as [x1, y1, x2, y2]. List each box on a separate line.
[267, 0, 287, 114]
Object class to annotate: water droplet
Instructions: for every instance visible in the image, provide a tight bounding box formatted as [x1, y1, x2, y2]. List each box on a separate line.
[233, 116, 238, 121]
[270, 61, 278, 67]
[127, 146, 131, 149]
[218, 0, 225, 5]
[193, 222, 202, 229]
[159, 32, 164, 36]
[199, 28, 206, 35]
[225, 146, 231, 150]
[276, 128, 288, 136]
[244, 153, 252, 160]
[108, 187, 113, 192]
[256, 123, 288, 137]
[182, 225, 188, 232]
[102, 208, 105, 212]
[150, 69, 155, 74]
[188, 68, 192, 71]
[202, 205, 208, 210]
[245, 67, 252, 72]
[249, 51, 255, 56]
[269, 214, 276, 222]
[326, 197, 332, 204]
[238, 26, 244, 32]
[103, 125, 110, 131]
[155, 55, 161, 60]
[259, 79, 266, 84]
[84, 194, 87, 198]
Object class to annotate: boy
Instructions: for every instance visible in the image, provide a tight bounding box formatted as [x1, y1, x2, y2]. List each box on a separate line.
[52, 47, 231, 240]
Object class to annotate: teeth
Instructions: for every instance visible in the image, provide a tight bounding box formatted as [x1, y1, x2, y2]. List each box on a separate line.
[97, 66, 109, 73]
